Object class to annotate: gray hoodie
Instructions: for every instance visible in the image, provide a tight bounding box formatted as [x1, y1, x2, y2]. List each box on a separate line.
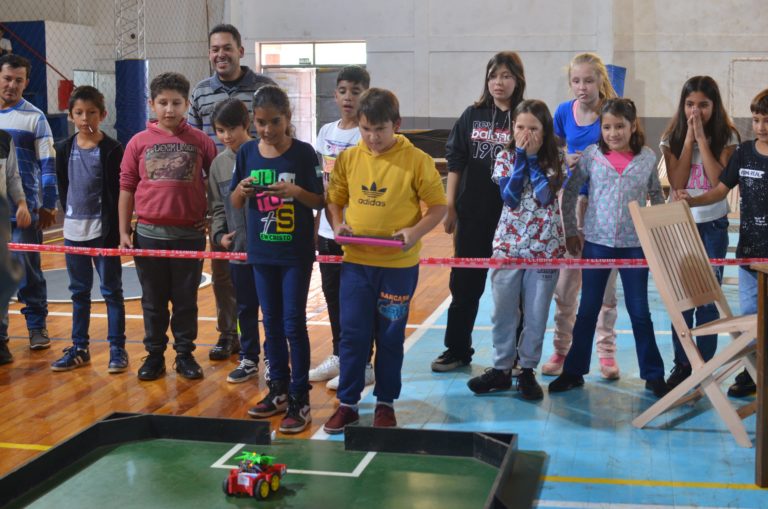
[208, 148, 248, 263]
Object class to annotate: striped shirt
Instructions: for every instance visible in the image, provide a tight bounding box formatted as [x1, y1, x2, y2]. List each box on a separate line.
[188, 66, 276, 152]
[0, 99, 57, 217]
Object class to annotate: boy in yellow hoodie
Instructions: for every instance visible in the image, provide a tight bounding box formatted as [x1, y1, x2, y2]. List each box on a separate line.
[322, 88, 447, 433]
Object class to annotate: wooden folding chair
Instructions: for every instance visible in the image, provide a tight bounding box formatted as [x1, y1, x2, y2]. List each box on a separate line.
[629, 200, 758, 447]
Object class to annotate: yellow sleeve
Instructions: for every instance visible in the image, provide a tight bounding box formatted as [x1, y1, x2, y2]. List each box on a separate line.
[414, 152, 447, 207]
[327, 150, 350, 207]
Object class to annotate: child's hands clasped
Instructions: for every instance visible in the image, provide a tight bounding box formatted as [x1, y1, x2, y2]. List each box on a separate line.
[689, 108, 707, 145]
[515, 129, 542, 156]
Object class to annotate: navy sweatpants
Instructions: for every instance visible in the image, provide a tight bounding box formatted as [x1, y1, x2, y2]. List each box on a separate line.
[336, 262, 418, 405]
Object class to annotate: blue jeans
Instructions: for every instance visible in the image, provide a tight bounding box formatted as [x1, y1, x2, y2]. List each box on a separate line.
[252, 262, 313, 394]
[563, 241, 665, 381]
[337, 263, 418, 405]
[739, 266, 758, 316]
[230, 262, 261, 362]
[65, 238, 126, 348]
[671, 216, 729, 366]
[0, 223, 47, 338]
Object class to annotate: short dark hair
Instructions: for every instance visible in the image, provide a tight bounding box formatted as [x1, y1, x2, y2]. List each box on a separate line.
[0, 54, 31, 79]
[357, 88, 400, 125]
[208, 23, 242, 48]
[599, 98, 645, 155]
[68, 85, 105, 113]
[751, 89, 768, 116]
[337, 65, 370, 89]
[149, 72, 190, 100]
[211, 98, 250, 130]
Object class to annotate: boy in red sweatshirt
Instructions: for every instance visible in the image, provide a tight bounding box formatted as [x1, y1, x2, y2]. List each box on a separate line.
[118, 72, 217, 381]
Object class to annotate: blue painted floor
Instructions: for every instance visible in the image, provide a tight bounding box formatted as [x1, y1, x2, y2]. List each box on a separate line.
[333, 227, 768, 508]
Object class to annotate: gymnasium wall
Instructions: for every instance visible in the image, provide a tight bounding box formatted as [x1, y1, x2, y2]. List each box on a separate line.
[235, 0, 768, 146]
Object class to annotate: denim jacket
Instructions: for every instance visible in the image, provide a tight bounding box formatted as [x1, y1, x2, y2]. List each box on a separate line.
[562, 144, 663, 248]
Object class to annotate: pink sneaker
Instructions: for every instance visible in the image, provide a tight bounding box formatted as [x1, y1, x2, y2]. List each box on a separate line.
[599, 357, 620, 380]
[541, 353, 566, 376]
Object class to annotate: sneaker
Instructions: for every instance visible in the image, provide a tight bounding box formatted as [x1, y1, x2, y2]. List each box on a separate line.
[0, 340, 12, 365]
[326, 363, 375, 390]
[665, 363, 692, 389]
[309, 354, 340, 382]
[373, 403, 397, 427]
[29, 329, 51, 350]
[541, 353, 566, 376]
[517, 368, 544, 400]
[645, 378, 670, 398]
[51, 347, 90, 371]
[248, 380, 289, 418]
[467, 368, 512, 394]
[227, 359, 259, 383]
[174, 353, 204, 379]
[263, 358, 271, 382]
[137, 353, 166, 381]
[548, 373, 585, 393]
[279, 392, 311, 434]
[323, 405, 359, 434]
[599, 357, 620, 380]
[430, 349, 473, 372]
[728, 369, 756, 398]
[108, 346, 129, 374]
[209, 336, 240, 361]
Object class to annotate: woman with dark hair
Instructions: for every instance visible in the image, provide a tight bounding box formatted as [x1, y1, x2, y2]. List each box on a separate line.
[431, 52, 526, 372]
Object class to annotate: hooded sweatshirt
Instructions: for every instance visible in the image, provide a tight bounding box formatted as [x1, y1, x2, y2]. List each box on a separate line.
[445, 104, 509, 222]
[328, 134, 447, 268]
[120, 119, 216, 227]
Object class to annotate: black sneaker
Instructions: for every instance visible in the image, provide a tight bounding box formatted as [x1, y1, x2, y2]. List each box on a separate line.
[29, 328, 51, 350]
[517, 368, 544, 400]
[666, 363, 692, 389]
[138, 353, 166, 381]
[548, 373, 585, 393]
[227, 359, 259, 383]
[431, 349, 473, 372]
[279, 392, 311, 434]
[209, 336, 240, 361]
[51, 347, 90, 371]
[174, 353, 203, 379]
[467, 368, 512, 394]
[0, 340, 12, 365]
[248, 380, 289, 418]
[728, 369, 756, 398]
[108, 346, 129, 374]
[645, 378, 670, 398]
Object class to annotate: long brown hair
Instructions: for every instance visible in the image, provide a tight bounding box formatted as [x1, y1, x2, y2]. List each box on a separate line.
[474, 51, 525, 111]
[506, 99, 566, 194]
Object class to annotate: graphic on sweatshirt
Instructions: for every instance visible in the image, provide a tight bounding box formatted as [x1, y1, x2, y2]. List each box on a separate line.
[145, 143, 197, 181]
[470, 120, 510, 161]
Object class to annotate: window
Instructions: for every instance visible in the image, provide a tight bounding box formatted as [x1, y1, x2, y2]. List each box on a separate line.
[259, 42, 366, 68]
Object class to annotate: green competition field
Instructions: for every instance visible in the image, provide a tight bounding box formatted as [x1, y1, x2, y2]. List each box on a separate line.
[9, 438, 499, 508]
[0, 414, 542, 508]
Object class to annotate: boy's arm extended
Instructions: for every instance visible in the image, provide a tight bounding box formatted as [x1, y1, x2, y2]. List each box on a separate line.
[118, 190, 135, 248]
[395, 204, 448, 251]
[326, 202, 352, 237]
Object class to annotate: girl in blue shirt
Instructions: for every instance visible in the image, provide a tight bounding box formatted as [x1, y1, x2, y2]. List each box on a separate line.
[231, 85, 324, 434]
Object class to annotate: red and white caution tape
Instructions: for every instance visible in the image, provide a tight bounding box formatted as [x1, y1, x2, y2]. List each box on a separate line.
[8, 242, 768, 269]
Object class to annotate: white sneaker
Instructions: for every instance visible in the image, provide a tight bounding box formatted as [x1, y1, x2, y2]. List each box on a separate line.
[309, 354, 340, 382]
[326, 363, 374, 390]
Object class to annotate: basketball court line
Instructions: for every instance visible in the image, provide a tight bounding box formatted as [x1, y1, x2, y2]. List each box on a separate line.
[210, 442, 377, 478]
